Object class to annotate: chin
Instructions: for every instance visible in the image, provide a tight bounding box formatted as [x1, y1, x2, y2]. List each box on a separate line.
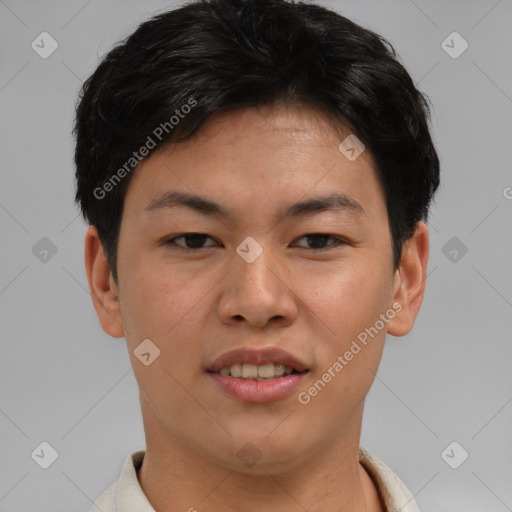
[205, 430, 307, 474]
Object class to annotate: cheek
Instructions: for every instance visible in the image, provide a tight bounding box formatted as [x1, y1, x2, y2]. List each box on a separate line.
[120, 263, 211, 372]
[298, 259, 392, 342]
[294, 261, 392, 406]
[120, 270, 208, 418]
[119, 251, 193, 335]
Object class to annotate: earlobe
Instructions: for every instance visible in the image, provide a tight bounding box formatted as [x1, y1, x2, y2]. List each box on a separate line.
[387, 221, 430, 337]
[84, 225, 125, 338]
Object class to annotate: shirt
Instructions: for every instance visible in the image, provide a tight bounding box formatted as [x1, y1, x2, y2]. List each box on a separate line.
[88, 446, 420, 512]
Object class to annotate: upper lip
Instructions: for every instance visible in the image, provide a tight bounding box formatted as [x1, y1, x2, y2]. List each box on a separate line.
[207, 346, 309, 373]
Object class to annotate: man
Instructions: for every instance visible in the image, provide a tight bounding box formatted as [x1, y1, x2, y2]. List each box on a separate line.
[74, 0, 440, 510]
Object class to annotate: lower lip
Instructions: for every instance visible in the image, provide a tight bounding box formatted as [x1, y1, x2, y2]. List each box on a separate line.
[209, 372, 307, 403]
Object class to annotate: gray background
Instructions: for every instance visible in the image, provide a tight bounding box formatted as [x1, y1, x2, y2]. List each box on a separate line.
[1, 0, 511, 510]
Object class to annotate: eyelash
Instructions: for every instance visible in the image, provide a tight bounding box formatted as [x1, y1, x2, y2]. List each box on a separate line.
[162, 233, 347, 252]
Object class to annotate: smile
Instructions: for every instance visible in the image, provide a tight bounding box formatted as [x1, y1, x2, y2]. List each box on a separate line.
[215, 363, 307, 380]
[206, 346, 311, 402]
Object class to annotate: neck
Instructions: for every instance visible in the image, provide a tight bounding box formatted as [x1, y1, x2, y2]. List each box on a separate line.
[137, 398, 383, 512]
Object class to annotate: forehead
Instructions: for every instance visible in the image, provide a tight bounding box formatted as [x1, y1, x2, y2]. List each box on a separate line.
[122, 105, 386, 226]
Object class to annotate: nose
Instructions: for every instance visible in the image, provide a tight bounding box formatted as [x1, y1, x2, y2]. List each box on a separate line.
[217, 245, 298, 329]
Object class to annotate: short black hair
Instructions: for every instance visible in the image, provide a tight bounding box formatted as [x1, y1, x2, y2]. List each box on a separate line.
[74, 0, 440, 284]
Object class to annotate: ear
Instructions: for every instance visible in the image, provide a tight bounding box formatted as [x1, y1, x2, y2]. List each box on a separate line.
[387, 221, 430, 337]
[84, 225, 125, 338]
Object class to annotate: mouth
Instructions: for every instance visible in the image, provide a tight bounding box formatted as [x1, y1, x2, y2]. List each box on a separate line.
[208, 363, 309, 381]
[207, 346, 310, 376]
[206, 346, 310, 403]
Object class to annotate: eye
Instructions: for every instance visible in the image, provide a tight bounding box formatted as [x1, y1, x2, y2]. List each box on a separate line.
[163, 233, 217, 251]
[294, 234, 345, 251]
[162, 233, 346, 252]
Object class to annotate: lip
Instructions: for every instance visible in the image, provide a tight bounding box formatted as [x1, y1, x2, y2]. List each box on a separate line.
[209, 372, 307, 403]
[206, 346, 310, 403]
[207, 346, 309, 373]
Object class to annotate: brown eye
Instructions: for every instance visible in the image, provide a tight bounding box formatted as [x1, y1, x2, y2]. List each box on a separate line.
[164, 233, 216, 251]
[295, 234, 344, 251]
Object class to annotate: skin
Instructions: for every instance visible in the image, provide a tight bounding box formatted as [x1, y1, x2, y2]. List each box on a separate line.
[85, 104, 429, 512]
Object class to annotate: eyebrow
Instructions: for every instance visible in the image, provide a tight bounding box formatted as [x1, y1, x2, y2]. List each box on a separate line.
[145, 190, 365, 220]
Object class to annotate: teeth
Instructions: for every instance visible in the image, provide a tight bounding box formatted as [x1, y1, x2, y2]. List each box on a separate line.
[242, 364, 258, 379]
[230, 363, 242, 378]
[258, 364, 275, 378]
[218, 363, 297, 380]
[275, 365, 286, 376]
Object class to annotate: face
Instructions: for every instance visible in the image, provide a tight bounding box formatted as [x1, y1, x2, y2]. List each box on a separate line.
[87, 104, 426, 474]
